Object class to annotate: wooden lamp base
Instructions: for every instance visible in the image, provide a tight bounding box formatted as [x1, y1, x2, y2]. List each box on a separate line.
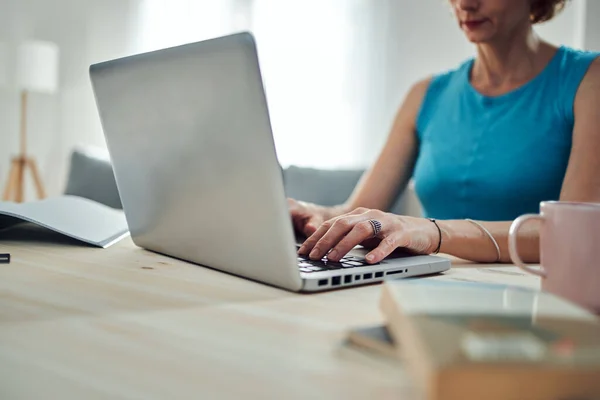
[2, 156, 46, 203]
[2, 91, 47, 203]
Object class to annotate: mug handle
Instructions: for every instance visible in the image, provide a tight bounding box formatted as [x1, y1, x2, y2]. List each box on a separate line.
[508, 214, 546, 277]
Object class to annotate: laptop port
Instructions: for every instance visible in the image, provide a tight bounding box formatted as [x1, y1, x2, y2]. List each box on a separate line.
[344, 275, 352, 284]
[355, 275, 361, 281]
[363, 273, 373, 279]
[318, 279, 328, 287]
[386, 269, 404, 276]
[375, 272, 384, 278]
[332, 276, 341, 286]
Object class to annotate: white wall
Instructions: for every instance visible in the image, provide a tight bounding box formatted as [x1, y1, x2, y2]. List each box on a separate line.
[0, 0, 594, 201]
[0, 0, 140, 200]
[581, 0, 600, 51]
[535, 0, 583, 49]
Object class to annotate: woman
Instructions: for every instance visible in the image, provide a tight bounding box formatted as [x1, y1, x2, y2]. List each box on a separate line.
[291, 0, 600, 265]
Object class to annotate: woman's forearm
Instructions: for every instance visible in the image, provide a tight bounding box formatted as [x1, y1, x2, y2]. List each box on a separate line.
[437, 219, 540, 264]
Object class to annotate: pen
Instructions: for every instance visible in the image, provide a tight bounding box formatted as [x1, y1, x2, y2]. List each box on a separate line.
[0, 253, 10, 264]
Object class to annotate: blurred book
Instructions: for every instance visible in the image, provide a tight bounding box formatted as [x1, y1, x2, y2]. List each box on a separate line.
[346, 267, 540, 361]
[380, 279, 600, 400]
[0, 195, 129, 248]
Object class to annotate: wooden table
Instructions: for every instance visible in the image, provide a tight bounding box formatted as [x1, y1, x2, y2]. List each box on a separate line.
[0, 227, 539, 400]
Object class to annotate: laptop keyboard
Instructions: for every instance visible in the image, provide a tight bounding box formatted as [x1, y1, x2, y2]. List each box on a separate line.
[297, 254, 379, 273]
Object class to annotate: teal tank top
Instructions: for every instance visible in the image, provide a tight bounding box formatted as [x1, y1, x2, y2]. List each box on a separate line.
[413, 46, 599, 221]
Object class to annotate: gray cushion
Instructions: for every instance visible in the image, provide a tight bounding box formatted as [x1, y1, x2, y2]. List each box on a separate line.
[63, 146, 122, 209]
[282, 165, 418, 216]
[62, 147, 421, 216]
[282, 166, 364, 206]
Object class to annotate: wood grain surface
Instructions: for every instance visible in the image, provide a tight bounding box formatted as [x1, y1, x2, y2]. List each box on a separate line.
[0, 226, 534, 400]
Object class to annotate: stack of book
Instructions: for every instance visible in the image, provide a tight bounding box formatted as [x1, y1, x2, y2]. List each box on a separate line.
[348, 277, 600, 400]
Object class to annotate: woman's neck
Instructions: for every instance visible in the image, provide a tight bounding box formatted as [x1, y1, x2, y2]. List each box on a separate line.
[471, 24, 556, 89]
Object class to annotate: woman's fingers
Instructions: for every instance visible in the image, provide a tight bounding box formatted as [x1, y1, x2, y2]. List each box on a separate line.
[303, 216, 323, 236]
[300, 214, 366, 259]
[287, 198, 302, 216]
[298, 209, 440, 264]
[366, 234, 407, 263]
[327, 220, 380, 261]
[288, 198, 326, 237]
[297, 222, 328, 255]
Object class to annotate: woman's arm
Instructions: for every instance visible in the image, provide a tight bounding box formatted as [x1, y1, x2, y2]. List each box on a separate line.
[436, 220, 537, 263]
[437, 58, 600, 263]
[560, 58, 600, 202]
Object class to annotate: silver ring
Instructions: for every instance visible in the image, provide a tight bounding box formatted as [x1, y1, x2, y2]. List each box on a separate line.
[368, 219, 382, 237]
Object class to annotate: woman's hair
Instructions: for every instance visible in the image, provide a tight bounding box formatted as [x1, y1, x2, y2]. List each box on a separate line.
[530, 0, 569, 24]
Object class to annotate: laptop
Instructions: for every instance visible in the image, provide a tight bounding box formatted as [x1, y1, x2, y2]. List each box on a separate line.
[89, 32, 450, 292]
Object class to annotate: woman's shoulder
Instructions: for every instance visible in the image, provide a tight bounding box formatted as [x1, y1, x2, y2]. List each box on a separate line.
[413, 58, 473, 133]
[584, 56, 600, 83]
[553, 45, 600, 79]
[572, 52, 600, 109]
[557, 45, 600, 62]
[418, 58, 474, 96]
[414, 58, 473, 103]
[550, 46, 600, 120]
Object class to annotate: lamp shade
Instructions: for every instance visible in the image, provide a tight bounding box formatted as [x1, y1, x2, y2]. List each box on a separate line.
[16, 40, 59, 93]
[0, 42, 8, 87]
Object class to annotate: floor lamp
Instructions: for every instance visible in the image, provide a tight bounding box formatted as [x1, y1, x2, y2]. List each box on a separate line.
[2, 41, 59, 203]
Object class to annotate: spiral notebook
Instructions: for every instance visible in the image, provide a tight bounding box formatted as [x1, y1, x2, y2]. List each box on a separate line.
[0, 195, 129, 248]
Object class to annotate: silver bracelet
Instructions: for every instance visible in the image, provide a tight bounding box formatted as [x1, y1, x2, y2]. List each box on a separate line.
[466, 219, 501, 263]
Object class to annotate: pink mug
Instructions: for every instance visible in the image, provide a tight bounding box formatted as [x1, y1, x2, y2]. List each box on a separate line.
[509, 201, 600, 314]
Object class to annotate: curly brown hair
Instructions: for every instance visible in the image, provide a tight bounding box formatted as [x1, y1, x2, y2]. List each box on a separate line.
[530, 0, 569, 24]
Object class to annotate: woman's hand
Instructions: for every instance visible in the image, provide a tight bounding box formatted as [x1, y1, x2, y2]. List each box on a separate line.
[288, 198, 338, 237]
[297, 207, 440, 264]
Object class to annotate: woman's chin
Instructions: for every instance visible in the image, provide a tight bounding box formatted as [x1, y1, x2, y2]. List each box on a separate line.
[463, 32, 496, 44]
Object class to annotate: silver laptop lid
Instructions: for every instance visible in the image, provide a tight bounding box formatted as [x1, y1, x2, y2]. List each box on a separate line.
[90, 32, 302, 291]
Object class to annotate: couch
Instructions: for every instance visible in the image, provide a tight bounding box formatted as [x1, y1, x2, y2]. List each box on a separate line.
[64, 146, 423, 217]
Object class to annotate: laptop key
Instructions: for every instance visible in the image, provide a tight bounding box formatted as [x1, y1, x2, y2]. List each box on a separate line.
[299, 268, 313, 273]
[346, 261, 364, 266]
[299, 258, 350, 270]
[344, 256, 364, 261]
[323, 261, 344, 269]
[341, 263, 356, 268]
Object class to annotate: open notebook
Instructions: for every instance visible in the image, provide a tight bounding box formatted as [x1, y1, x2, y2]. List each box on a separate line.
[0, 195, 129, 248]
